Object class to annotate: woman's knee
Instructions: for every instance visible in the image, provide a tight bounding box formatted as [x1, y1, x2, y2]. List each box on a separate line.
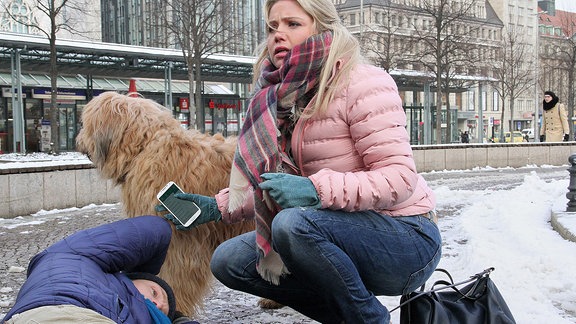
[272, 208, 316, 250]
[210, 239, 233, 281]
[272, 208, 304, 239]
[210, 232, 256, 283]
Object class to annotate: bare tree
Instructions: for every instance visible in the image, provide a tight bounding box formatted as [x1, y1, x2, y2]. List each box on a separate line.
[361, 4, 414, 72]
[542, 12, 576, 140]
[155, 0, 244, 132]
[412, 0, 486, 144]
[490, 25, 534, 141]
[3, 0, 90, 153]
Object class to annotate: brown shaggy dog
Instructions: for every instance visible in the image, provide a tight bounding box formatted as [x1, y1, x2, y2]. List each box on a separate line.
[76, 91, 256, 316]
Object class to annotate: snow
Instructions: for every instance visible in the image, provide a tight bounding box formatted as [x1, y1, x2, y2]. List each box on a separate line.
[0, 152, 92, 169]
[428, 171, 575, 323]
[1, 152, 576, 323]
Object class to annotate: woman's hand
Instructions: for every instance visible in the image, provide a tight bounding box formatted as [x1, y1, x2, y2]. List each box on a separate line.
[155, 194, 221, 230]
[259, 173, 321, 209]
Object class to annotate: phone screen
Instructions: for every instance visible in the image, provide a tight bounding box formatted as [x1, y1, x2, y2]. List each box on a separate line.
[158, 182, 201, 227]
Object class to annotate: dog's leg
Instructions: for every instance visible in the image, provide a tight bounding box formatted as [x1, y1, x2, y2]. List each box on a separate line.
[258, 298, 285, 309]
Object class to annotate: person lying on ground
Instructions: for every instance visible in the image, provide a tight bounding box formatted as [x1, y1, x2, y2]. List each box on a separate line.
[2, 215, 197, 324]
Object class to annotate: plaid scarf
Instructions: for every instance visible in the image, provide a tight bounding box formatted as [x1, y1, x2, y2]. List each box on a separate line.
[228, 31, 332, 284]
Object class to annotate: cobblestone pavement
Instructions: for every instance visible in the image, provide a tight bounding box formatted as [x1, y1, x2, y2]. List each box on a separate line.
[0, 166, 570, 323]
[0, 204, 316, 323]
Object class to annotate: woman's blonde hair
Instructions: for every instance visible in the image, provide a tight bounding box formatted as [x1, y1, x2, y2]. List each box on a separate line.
[253, 0, 362, 117]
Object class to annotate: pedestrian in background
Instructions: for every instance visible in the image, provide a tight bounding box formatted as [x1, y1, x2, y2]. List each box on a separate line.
[461, 131, 470, 143]
[540, 91, 570, 142]
[159, 0, 441, 323]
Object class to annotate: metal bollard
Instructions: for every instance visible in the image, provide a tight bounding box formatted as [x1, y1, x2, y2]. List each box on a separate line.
[567, 154, 576, 212]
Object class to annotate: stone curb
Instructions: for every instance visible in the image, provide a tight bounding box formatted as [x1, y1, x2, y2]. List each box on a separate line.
[551, 211, 576, 243]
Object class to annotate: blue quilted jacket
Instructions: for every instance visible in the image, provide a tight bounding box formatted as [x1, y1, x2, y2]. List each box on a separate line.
[3, 215, 172, 323]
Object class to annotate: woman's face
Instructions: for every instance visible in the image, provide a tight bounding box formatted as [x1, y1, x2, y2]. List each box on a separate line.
[266, 0, 316, 68]
[544, 94, 552, 103]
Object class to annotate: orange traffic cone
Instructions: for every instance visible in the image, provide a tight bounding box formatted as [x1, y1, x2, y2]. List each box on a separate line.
[128, 79, 138, 97]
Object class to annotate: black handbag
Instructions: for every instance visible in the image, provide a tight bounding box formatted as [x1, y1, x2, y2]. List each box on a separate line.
[392, 267, 516, 324]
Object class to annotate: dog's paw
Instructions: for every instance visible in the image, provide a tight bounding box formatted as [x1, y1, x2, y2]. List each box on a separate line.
[257, 298, 284, 309]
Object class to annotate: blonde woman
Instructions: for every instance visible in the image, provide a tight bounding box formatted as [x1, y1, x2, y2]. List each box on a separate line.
[161, 0, 441, 322]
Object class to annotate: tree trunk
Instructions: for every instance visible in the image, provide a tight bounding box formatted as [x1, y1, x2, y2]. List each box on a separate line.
[499, 97, 505, 141]
[187, 62, 196, 130]
[445, 86, 452, 143]
[509, 97, 515, 132]
[435, 73, 443, 144]
[568, 62, 575, 140]
[194, 56, 204, 133]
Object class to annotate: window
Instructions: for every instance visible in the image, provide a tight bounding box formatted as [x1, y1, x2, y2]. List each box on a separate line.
[555, 27, 562, 36]
[467, 91, 475, 111]
[492, 92, 499, 111]
[1, 0, 39, 34]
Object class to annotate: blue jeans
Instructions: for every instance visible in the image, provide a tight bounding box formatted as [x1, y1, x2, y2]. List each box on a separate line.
[211, 208, 442, 324]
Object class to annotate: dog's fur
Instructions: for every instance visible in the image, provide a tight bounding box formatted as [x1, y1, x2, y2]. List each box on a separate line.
[76, 91, 256, 315]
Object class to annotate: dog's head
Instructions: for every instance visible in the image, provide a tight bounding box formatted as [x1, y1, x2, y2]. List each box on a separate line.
[76, 91, 180, 181]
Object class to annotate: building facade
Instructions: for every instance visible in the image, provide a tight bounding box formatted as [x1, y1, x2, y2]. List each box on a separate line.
[0, 0, 101, 40]
[333, 0, 554, 144]
[537, 5, 576, 138]
[100, 0, 264, 56]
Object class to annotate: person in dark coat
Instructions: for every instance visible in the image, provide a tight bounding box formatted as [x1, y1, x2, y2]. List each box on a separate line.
[2, 216, 196, 324]
[461, 131, 470, 143]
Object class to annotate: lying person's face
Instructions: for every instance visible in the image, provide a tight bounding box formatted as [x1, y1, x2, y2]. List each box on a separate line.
[132, 279, 170, 315]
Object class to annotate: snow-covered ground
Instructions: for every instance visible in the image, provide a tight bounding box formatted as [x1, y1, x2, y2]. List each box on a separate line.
[1, 152, 576, 323]
[0, 152, 91, 169]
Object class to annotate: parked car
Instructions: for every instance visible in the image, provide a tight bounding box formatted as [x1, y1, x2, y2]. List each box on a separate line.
[491, 131, 524, 143]
[521, 128, 535, 141]
[505, 131, 524, 143]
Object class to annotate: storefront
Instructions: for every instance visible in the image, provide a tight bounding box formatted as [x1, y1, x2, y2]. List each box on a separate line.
[1, 87, 55, 153]
[204, 96, 243, 137]
[0, 75, 243, 153]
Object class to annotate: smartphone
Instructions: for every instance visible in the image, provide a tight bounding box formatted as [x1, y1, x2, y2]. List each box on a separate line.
[157, 181, 201, 227]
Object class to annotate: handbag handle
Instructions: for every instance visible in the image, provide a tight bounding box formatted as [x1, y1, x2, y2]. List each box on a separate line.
[390, 267, 495, 313]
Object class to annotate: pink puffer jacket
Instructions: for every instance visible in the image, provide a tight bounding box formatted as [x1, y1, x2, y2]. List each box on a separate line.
[216, 64, 435, 222]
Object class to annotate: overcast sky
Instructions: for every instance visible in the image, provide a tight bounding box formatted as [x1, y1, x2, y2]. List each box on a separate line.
[555, 0, 576, 12]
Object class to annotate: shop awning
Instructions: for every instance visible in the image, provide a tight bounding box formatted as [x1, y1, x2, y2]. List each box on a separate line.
[0, 72, 234, 95]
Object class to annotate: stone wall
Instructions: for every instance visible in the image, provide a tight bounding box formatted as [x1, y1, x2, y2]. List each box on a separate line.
[412, 142, 575, 172]
[1, 142, 575, 218]
[0, 164, 120, 218]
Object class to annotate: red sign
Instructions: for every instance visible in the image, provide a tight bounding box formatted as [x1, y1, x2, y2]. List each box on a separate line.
[179, 98, 189, 112]
[208, 100, 238, 109]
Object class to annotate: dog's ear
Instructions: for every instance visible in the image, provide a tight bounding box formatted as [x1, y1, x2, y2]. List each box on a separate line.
[92, 129, 113, 165]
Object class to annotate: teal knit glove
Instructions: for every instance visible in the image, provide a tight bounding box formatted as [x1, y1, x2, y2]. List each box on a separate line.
[259, 173, 321, 209]
[155, 193, 221, 230]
